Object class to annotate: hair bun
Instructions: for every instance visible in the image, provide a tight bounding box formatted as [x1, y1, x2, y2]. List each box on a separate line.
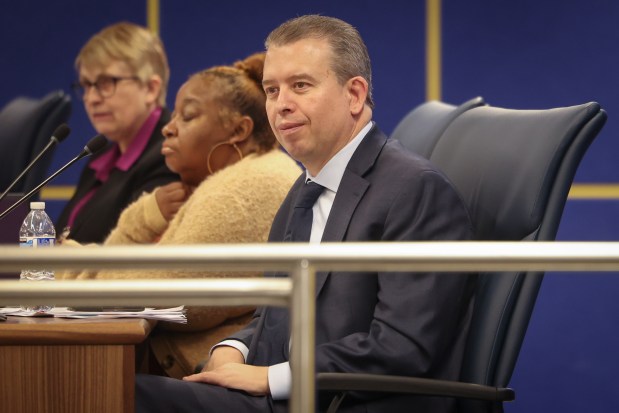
[233, 52, 265, 88]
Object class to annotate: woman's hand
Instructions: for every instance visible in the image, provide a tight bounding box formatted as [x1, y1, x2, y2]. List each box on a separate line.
[155, 182, 193, 221]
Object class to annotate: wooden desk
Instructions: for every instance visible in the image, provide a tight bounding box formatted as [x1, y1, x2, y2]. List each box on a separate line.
[0, 316, 154, 413]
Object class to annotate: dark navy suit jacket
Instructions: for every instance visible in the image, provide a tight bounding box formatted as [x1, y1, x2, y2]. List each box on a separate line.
[231, 125, 477, 413]
[55, 109, 179, 244]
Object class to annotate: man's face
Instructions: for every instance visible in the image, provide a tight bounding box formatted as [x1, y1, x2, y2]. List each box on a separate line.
[263, 38, 358, 176]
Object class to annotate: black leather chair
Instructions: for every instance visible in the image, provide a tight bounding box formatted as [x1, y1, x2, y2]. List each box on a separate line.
[0, 90, 72, 195]
[391, 96, 485, 158]
[318, 102, 607, 413]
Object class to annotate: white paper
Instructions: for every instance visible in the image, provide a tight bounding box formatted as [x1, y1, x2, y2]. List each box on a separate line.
[0, 305, 187, 323]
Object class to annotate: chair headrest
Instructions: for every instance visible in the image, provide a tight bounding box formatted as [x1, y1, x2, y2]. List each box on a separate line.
[430, 102, 604, 241]
[392, 97, 485, 159]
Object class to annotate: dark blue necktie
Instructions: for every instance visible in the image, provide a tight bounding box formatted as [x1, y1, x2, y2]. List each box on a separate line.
[250, 181, 325, 365]
[288, 181, 325, 242]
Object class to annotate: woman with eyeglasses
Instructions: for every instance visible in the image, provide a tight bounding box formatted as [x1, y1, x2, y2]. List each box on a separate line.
[55, 22, 179, 244]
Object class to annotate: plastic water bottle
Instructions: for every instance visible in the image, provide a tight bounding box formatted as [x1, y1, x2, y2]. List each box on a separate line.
[19, 201, 56, 312]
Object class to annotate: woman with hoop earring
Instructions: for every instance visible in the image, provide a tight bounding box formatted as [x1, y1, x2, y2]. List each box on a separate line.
[56, 52, 301, 378]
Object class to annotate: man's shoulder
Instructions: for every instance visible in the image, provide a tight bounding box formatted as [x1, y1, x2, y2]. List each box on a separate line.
[373, 137, 444, 180]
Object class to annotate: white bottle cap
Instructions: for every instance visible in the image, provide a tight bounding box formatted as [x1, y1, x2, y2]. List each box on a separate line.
[30, 202, 45, 210]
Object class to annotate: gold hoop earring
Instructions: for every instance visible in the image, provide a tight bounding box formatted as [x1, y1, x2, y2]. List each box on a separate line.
[206, 141, 243, 174]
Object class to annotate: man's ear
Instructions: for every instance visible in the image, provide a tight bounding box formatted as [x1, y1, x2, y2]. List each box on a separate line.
[347, 76, 369, 116]
[145, 74, 163, 105]
[229, 116, 255, 144]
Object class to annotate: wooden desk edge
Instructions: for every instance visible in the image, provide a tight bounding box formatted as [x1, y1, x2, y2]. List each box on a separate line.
[0, 317, 156, 345]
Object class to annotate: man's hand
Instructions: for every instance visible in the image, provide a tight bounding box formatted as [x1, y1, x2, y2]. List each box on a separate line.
[183, 363, 269, 396]
[184, 347, 268, 396]
[155, 182, 193, 221]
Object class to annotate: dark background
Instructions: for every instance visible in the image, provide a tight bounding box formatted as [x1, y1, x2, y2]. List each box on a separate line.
[1, 1, 618, 411]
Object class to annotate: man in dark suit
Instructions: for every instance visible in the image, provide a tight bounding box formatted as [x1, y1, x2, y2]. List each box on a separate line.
[136, 14, 476, 413]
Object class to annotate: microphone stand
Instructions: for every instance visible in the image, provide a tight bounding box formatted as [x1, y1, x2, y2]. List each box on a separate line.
[0, 153, 87, 221]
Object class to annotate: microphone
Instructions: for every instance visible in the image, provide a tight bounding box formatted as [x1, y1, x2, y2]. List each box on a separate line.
[0, 134, 108, 221]
[0, 124, 71, 203]
[76, 134, 108, 157]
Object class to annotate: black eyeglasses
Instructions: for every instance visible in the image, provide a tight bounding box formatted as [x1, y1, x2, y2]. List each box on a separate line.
[71, 75, 140, 100]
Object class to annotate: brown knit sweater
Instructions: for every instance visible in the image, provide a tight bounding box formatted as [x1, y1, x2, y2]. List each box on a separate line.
[57, 149, 301, 377]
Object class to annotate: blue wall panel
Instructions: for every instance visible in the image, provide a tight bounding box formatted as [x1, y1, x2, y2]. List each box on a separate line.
[442, 0, 619, 183]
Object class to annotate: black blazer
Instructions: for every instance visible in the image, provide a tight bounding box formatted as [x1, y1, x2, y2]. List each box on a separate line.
[232, 125, 477, 413]
[55, 109, 179, 244]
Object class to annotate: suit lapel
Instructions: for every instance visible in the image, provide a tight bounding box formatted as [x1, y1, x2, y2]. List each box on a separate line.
[315, 125, 389, 297]
[321, 172, 368, 243]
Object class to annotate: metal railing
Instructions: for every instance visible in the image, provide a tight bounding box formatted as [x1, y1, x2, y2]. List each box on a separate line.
[1, 241, 619, 413]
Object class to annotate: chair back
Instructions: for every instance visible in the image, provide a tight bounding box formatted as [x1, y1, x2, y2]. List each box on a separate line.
[0, 90, 72, 194]
[429, 102, 607, 412]
[391, 97, 485, 158]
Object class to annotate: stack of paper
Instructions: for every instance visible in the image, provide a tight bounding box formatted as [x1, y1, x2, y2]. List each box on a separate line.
[0, 306, 186, 323]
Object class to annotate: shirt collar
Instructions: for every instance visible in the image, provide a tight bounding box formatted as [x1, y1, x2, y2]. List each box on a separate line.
[89, 107, 163, 182]
[306, 121, 373, 193]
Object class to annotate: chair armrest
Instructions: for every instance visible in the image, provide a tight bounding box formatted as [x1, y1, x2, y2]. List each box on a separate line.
[316, 372, 515, 402]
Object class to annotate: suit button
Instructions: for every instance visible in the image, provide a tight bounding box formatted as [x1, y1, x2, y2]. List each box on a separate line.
[162, 355, 175, 369]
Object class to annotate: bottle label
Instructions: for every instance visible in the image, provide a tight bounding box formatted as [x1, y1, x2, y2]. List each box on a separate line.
[19, 237, 55, 248]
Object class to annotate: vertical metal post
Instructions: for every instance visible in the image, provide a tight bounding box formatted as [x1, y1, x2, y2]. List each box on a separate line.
[147, 0, 160, 34]
[289, 259, 316, 413]
[426, 0, 442, 101]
